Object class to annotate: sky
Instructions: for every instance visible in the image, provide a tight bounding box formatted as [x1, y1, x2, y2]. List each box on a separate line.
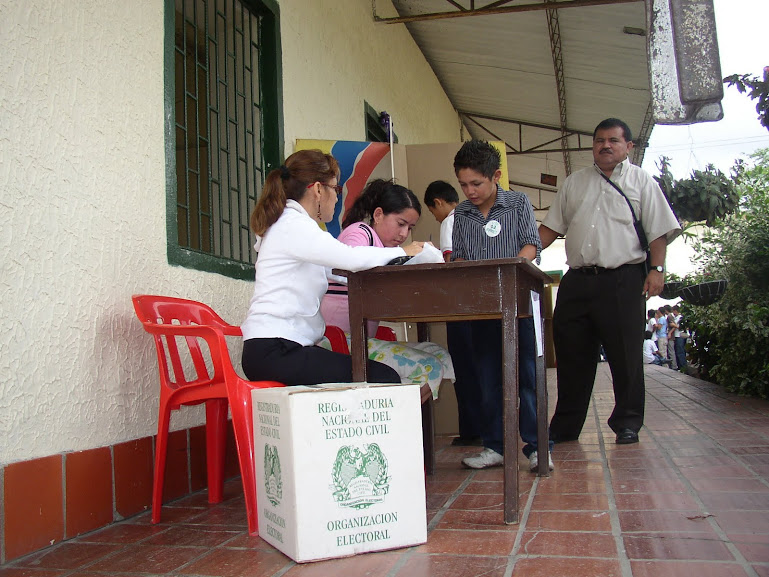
[640, 0, 769, 180]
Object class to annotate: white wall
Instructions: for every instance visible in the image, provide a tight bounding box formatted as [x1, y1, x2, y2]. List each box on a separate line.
[279, 0, 461, 148]
[0, 0, 461, 465]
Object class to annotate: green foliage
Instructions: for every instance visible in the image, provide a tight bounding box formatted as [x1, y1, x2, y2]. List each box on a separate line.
[724, 71, 769, 131]
[655, 157, 741, 226]
[681, 149, 769, 398]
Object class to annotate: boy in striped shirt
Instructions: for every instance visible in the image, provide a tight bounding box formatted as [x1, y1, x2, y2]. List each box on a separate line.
[451, 140, 554, 472]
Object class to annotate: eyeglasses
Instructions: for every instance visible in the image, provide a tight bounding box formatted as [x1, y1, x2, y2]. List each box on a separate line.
[323, 183, 343, 196]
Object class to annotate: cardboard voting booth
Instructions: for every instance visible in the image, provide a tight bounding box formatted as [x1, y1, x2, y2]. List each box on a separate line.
[252, 382, 427, 563]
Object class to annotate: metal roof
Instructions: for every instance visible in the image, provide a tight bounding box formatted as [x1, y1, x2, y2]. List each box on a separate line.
[383, 0, 654, 215]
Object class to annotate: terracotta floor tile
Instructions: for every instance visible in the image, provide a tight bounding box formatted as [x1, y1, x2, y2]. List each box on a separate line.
[88, 544, 209, 574]
[435, 509, 520, 530]
[752, 565, 769, 577]
[221, 534, 282, 552]
[177, 548, 291, 576]
[511, 557, 622, 577]
[282, 550, 402, 576]
[518, 531, 617, 557]
[530, 492, 609, 511]
[689, 477, 769, 492]
[535, 477, 608, 494]
[606, 457, 674, 470]
[180, 504, 249, 528]
[612, 478, 688, 493]
[462, 479, 504, 494]
[629, 560, 751, 577]
[525, 510, 612, 532]
[0, 569, 67, 577]
[614, 492, 701, 511]
[712, 511, 769, 534]
[143, 525, 241, 547]
[13, 542, 123, 571]
[680, 466, 755, 479]
[394, 553, 508, 577]
[618, 510, 718, 533]
[609, 468, 681, 480]
[623, 533, 735, 560]
[700, 492, 769, 510]
[449, 493, 504, 511]
[733, 540, 769, 563]
[418, 529, 516, 556]
[76, 522, 167, 543]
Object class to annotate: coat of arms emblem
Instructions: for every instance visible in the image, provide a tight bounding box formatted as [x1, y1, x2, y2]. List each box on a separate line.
[264, 443, 282, 506]
[331, 443, 390, 509]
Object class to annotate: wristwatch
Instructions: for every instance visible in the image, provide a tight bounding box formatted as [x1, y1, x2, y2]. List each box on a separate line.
[652, 265, 664, 273]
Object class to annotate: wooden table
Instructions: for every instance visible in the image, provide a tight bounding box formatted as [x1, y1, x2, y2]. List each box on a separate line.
[336, 258, 552, 524]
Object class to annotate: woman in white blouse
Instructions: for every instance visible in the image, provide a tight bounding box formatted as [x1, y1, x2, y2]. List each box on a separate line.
[241, 149, 423, 385]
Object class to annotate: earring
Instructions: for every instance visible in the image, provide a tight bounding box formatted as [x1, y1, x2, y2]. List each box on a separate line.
[317, 202, 322, 219]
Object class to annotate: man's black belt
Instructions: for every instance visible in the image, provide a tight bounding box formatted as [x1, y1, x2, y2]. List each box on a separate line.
[571, 263, 638, 275]
[572, 265, 609, 275]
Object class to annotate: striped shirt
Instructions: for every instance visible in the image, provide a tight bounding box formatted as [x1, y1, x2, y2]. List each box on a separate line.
[452, 186, 541, 262]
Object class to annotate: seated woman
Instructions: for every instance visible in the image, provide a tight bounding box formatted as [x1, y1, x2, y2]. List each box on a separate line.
[320, 179, 455, 397]
[240, 150, 424, 386]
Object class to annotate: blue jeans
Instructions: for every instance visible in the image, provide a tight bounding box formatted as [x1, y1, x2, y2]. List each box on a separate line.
[675, 336, 687, 368]
[446, 321, 483, 439]
[470, 318, 552, 458]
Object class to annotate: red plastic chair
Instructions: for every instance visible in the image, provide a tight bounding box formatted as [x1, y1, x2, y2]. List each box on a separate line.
[132, 295, 283, 535]
[323, 325, 397, 354]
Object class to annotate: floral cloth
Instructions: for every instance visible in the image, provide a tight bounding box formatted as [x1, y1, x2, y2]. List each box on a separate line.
[318, 336, 455, 399]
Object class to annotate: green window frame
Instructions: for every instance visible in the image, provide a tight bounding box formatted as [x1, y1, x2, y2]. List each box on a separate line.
[364, 101, 397, 144]
[165, 0, 283, 280]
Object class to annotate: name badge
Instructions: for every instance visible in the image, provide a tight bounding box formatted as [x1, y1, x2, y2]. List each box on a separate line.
[484, 220, 501, 237]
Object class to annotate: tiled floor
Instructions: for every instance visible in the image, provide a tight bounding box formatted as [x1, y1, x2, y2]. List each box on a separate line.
[4, 364, 769, 577]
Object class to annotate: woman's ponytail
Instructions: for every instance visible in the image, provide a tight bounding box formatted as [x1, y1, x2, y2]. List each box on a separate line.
[249, 150, 340, 236]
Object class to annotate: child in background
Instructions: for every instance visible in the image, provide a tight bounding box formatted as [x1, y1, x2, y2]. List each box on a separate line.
[643, 331, 671, 366]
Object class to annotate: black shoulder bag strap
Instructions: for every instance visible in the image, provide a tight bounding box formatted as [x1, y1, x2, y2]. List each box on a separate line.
[598, 171, 651, 274]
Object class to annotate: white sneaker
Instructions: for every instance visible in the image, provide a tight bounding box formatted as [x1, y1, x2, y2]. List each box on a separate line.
[462, 448, 503, 469]
[528, 451, 554, 472]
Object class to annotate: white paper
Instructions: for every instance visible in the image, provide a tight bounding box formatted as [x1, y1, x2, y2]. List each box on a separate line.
[530, 291, 544, 357]
[404, 242, 443, 265]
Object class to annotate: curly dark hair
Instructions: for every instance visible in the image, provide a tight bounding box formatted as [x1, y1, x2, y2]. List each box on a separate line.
[453, 140, 501, 180]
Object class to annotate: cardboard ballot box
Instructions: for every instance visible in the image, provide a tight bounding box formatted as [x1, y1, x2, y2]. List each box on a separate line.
[252, 382, 427, 563]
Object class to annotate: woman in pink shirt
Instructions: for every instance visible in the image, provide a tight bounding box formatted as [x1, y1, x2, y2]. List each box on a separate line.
[320, 179, 454, 397]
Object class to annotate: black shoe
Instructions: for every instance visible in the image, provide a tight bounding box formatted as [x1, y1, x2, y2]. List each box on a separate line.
[615, 429, 639, 444]
[451, 435, 483, 447]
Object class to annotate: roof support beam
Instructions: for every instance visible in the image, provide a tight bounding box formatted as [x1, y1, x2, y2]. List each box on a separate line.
[544, 0, 572, 175]
[374, 0, 643, 24]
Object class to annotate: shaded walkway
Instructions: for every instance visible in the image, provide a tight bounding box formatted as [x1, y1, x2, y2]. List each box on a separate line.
[4, 365, 769, 576]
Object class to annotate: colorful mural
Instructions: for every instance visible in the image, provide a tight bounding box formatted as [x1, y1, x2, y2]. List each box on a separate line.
[296, 140, 396, 237]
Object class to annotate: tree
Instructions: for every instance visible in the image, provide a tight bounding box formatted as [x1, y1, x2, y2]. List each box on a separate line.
[682, 149, 769, 398]
[723, 68, 769, 131]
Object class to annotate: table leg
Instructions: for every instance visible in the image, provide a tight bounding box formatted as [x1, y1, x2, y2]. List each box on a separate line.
[536, 335, 550, 476]
[348, 277, 368, 382]
[502, 269, 520, 524]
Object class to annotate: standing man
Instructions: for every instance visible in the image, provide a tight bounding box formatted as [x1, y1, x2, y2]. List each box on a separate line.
[539, 118, 680, 445]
